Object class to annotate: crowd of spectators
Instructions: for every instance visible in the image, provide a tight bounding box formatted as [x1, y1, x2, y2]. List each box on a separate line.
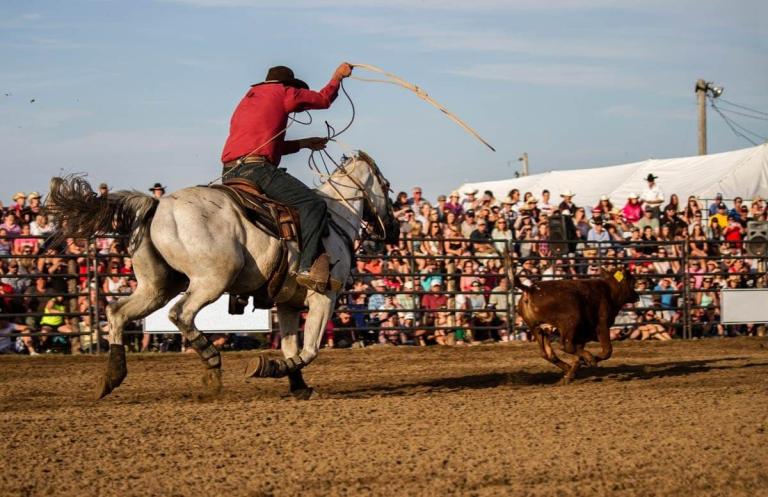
[0, 184, 166, 355]
[1, 175, 767, 355]
[329, 175, 768, 347]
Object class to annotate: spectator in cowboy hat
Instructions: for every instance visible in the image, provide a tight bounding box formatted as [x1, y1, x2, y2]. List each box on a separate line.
[622, 193, 643, 225]
[9, 192, 27, 219]
[640, 173, 664, 217]
[444, 190, 464, 217]
[558, 189, 577, 214]
[26, 192, 43, 218]
[461, 189, 479, 212]
[98, 183, 110, 197]
[148, 182, 166, 199]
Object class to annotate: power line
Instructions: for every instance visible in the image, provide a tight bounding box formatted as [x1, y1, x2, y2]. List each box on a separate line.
[709, 98, 760, 146]
[718, 97, 768, 117]
[716, 105, 768, 122]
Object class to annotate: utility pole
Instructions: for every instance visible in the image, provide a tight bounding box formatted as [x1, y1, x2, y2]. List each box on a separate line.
[696, 79, 708, 155]
[695, 79, 724, 156]
[518, 152, 529, 176]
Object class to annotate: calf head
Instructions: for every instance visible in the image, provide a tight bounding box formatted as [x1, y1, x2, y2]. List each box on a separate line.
[606, 267, 639, 305]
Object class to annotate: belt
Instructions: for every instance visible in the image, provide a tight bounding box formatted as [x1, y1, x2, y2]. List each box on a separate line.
[223, 155, 268, 169]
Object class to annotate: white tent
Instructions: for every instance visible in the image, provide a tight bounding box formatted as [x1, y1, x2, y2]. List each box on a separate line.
[458, 144, 768, 210]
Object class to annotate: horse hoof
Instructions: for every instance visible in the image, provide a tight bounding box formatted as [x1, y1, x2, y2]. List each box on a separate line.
[559, 377, 573, 386]
[291, 387, 318, 401]
[202, 368, 223, 394]
[244, 356, 268, 378]
[94, 376, 113, 400]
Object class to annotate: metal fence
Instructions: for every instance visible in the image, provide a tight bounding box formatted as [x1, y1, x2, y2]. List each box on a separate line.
[1, 234, 766, 353]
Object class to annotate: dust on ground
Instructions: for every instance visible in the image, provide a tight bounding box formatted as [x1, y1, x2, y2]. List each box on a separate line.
[1, 338, 767, 497]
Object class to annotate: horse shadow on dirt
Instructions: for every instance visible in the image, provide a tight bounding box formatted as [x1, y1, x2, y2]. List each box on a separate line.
[332, 357, 766, 399]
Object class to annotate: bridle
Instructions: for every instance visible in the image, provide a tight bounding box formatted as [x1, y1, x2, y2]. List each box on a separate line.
[316, 154, 394, 242]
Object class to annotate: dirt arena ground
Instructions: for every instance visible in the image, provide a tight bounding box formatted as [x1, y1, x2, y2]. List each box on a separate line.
[2, 338, 767, 497]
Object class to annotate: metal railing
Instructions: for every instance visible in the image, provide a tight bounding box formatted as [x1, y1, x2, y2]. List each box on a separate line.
[1, 234, 766, 352]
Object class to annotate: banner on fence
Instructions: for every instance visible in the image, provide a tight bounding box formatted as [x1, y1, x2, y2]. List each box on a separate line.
[720, 289, 768, 324]
[144, 294, 271, 333]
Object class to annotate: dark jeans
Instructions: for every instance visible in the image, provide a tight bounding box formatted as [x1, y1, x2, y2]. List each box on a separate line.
[228, 163, 328, 272]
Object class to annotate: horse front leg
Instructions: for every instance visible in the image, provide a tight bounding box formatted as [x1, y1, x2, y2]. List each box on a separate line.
[245, 293, 335, 400]
[277, 306, 313, 398]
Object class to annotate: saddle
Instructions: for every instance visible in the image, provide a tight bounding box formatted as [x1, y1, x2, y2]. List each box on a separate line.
[211, 178, 301, 247]
[210, 178, 303, 311]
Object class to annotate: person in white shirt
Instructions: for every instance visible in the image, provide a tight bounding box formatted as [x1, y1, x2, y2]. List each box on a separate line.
[640, 173, 664, 217]
[539, 189, 554, 216]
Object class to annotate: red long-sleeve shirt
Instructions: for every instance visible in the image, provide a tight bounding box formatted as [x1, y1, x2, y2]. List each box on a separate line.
[221, 79, 340, 165]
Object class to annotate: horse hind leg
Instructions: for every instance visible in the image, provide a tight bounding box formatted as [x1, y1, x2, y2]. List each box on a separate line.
[168, 279, 227, 395]
[96, 280, 184, 399]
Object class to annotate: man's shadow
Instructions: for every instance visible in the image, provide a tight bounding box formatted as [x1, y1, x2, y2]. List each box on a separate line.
[331, 357, 764, 398]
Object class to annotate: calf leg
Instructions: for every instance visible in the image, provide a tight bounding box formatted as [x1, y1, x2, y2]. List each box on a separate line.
[561, 344, 584, 385]
[534, 327, 570, 373]
[591, 310, 613, 364]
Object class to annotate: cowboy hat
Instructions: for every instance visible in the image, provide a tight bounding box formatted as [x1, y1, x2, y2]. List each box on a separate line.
[599, 194, 609, 201]
[628, 192, 639, 199]
[463, 188, 478, 196]
[254, 66, 308, 90]
[148, 182, 166, 192]
[27, 191, 41, 200]
[645, 173, 658, 182]
[12, 192, 26, 201]
[560, 189, 576, 197]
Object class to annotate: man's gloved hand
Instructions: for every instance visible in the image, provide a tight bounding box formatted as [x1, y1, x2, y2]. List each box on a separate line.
[333, 62, 353, 81]
[300, 137, 329, 151]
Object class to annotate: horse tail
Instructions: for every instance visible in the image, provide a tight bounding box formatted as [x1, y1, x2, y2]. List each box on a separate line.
[47, 176, 158, 251]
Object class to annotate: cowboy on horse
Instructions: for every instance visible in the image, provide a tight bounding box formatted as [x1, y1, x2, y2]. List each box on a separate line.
[220, 62, 353, 292]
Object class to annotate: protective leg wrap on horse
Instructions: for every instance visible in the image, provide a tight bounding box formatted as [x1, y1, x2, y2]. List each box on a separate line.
[189, 331, 221, 369]
[244, 355, 305, 379]
[94, 344, 128, 400]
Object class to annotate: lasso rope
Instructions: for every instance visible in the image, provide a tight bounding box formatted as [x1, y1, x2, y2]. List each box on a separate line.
[349, 63, 496, 152]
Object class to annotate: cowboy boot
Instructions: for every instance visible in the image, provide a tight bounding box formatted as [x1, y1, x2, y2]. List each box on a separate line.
[295, 254, 331, 292]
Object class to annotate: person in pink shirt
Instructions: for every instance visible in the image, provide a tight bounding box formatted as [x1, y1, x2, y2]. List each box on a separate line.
[621, 193, 643, 225]
[12, 224, 39, 255]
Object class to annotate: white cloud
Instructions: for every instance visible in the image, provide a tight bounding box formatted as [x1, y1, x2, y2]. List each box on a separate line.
[450, 62, 645, 88]
[159, 0, 722, 11]
[602, 104, 693, 121]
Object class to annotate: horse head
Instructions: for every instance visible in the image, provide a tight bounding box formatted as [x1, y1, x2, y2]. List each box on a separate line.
[339, 151, 400, 244]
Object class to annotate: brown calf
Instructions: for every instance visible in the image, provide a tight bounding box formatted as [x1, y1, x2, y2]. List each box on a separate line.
[515, 269, 638, 384]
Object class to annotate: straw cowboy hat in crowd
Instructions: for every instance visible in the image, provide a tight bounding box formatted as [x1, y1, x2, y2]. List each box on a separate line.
[28, 192, 41, 200]
[12, 192, 26, 201]
[560, 189, 576, 197]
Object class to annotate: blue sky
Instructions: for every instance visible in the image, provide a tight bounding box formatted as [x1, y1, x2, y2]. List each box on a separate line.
[1, 0, 766, 203]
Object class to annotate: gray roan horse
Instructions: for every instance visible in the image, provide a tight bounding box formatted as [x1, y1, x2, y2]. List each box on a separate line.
[48, 152, 398, 400]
